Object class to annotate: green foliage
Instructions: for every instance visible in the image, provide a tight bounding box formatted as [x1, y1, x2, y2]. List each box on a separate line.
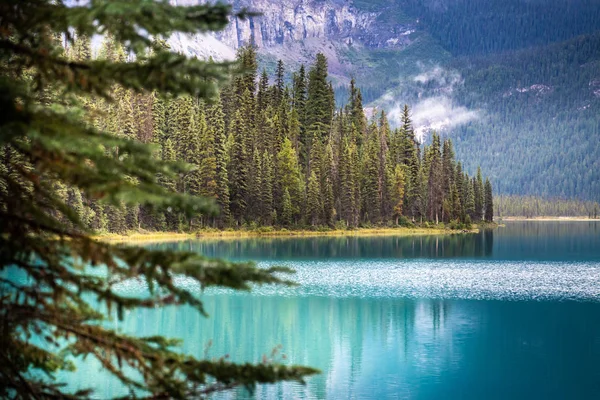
[451, 33, 600, 202]
[0, 1, 318, 398]
[495, 196, 600, 218]
[402, 0, 600, 56]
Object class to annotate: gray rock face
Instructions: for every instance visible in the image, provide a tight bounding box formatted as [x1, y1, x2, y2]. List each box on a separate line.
[168, 0, 416, 73]
[172, 0, 412, 49]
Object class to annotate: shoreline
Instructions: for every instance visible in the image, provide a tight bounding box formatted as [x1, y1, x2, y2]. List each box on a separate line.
[500, 216, 598, 221]
[97, 226, 482, 244]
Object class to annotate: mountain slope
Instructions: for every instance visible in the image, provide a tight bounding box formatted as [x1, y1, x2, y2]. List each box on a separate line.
[451, 33, 600, 200]
[167, 0, 600, 201]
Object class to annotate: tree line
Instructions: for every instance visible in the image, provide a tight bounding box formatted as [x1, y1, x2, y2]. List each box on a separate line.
[57, 38, 494, 232]
[496, 196, 600, 218]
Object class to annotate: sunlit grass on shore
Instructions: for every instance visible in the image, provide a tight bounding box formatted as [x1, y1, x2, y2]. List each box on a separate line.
[97, 225, 483, 244]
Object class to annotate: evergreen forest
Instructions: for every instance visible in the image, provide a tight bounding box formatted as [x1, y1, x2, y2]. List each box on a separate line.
[54, 39, 494, 233]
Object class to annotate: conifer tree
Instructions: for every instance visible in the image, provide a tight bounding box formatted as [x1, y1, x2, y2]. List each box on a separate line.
[306, 53, 333, 137]
[248, 149, 263, 220]
[196, 108, 218, 201]
[281, 188, 293, 226]
[307, 171, 322, 226]
[391, 165, 406, 225]
[0, 3, 317, 398]
[361, 123, 382, 223]
[277, 138, 303, 222]
[339, 137, 357, 227]
[229, 111, 248, 223]
[275, 59, 285, 106]
[455, 162, 465, 220]
[474, 166, 485, 221]
[427, 133, 444, 223]
[484, 178, 494, 222]
[465, 175, 476, 220]
[262, 150, 275, 225]
[257, 69, 270, 112]
[207, 101, 231, 225]
[321, 143, 335, 227]
[347, 78, 367, 144]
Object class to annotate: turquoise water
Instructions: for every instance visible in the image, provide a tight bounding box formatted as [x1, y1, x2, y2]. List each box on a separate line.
[67, 222, 600, 398]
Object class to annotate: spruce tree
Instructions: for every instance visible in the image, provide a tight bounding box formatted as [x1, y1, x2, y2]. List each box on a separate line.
[276, 138, 303, 222]
[474, 166, 485, 221]
[427, 133, 444, 223]
[207, 101, 231, 225]
[262, 150, 275, 225]
[307, 171, 322, 226]
[306, 53, 333, 137]
[248, 149, 263, 220]
[361, 123, 382, 224]
[484, 178, 494, 222]
[228, 111, 248, 223]
[391, 165, 406, 225]
[281, 188, 293, 226]
[0, 3, 317, 398]
[465, 175, 476, 220]
[275, 59, 285, 106]
[321, 143, 335, 227]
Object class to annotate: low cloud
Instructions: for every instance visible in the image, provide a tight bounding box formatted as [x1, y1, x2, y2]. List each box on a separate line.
[381, 65, 479, 141]
[413, 65, 462, 89]
[387, 96, 479, 141]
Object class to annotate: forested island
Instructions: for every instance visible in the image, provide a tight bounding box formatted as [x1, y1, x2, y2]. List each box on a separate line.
[56, 39, 494, 234]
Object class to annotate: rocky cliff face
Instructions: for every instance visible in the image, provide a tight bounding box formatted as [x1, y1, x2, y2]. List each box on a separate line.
[169, 0, 417, 76]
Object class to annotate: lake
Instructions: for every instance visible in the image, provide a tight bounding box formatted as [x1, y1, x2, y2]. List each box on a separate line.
[64, 221, 600, 399]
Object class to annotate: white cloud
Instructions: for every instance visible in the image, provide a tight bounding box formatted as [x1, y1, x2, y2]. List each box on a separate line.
[413, 65, 462, 90]
[380, 65, 479, 141]
[387, 96, 479, 141]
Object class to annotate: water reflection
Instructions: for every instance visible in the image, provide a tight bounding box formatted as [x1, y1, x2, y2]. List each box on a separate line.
[63, 295, 600, 399]
[159, 221, 600, 262]
[162, 232, 494, 261]
[57, 222, 600, 398]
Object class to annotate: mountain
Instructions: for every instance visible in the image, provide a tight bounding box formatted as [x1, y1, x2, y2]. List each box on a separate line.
[172, 0, 600, 201]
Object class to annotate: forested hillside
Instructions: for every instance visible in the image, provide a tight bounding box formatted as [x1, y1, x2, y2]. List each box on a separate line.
[35, 37, 495, 233]
[495, 196, 600, 218]
[451, 33, 600, 201]
[401, 0, 600, 55]
[386, 0, 600, 202]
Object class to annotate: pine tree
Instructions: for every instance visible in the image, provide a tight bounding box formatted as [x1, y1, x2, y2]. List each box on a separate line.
[248, 149, 263, 220]
[277, 138, 303, 223]
[228, 111, 248, 223]
[197, 107, 218, 200]
[307, 171, 322, 226]
[321, 143, 335, 227]
[274, 59, 285, 106]
[306, 53, 333, 138]
[465, 174, 476, 220]
[484, 178, 494, 222]
[207, 101, 231, 225]
[361, 122, 382, 224]
[427, 133, 443, 224]
[0, 3, 316, 398]
[378, 111, 392, 219]
[281, 188, 293, 226]
[474, 166, 485, 221]
[347, 78, 366, 145]
[262, 150, 275, 225]
[292, 64, 308, 148]
[455, 162, 465, 220]
[441, 139, 455, 221]
[391, 165, 406, 225]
